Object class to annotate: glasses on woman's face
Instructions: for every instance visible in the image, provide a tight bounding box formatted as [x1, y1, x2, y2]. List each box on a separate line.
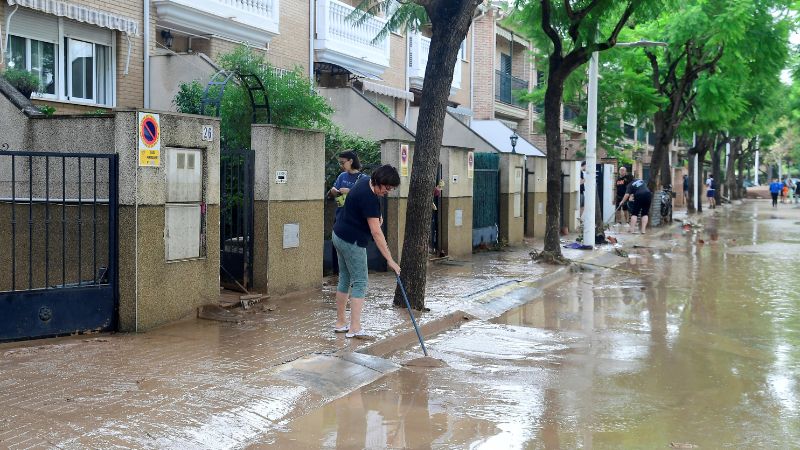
[338, 159, 349, 166]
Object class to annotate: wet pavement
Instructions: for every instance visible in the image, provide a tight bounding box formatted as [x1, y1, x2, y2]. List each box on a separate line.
[0, 232, 596, 449]
[258, 201, 800, 449]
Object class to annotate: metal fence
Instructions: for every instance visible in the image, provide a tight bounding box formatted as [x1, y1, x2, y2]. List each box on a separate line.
[0, 150, 118, 341]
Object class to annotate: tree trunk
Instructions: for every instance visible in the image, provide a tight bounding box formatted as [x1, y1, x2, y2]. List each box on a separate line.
[712, 136, 725, 205]
[736, 151, 746, 200]
[542, 75, 567, 255]
[694, 133, 712, 214]
[687, 151, 696, 213]
[648, 111, 675, 192]
[393, 0, 476, 310]
[725, 137, 741, 201]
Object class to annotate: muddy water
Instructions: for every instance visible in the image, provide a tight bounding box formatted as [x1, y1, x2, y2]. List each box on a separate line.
[255, 202, 800, 449]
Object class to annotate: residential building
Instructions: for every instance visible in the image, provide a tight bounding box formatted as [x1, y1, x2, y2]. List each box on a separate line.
[1, 0, 144, 113]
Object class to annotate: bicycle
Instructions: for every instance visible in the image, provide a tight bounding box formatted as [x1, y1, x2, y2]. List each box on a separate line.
[660, 184, 673, 223]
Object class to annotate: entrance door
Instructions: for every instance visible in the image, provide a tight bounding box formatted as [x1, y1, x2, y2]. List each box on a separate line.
[220, 147, 255, 290]
[0, 150, 119, 342]
[472, 153, 500, 246]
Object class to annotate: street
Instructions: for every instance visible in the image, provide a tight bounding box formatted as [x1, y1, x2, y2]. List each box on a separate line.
[252, 201, 800, 449]
[1, 201, 798, 449]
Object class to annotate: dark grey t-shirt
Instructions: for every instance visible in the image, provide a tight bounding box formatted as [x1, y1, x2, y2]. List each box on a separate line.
[333, 176, 381, 248]
[626, 179, 650, 197]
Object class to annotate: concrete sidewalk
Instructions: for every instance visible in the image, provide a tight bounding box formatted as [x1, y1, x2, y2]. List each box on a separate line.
[0, 230, 651, 449]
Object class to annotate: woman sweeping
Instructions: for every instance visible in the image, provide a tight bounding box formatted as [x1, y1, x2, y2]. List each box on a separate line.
[332, 164, 401, 339]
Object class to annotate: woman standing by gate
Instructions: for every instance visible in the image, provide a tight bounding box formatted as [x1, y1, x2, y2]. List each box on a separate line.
[332, 165, 401, 339]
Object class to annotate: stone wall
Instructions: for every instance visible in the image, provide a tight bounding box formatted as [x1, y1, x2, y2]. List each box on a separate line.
[251, 124, 325, 296]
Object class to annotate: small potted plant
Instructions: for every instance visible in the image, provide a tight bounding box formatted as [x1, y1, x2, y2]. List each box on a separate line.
[2, 68, 41, 99]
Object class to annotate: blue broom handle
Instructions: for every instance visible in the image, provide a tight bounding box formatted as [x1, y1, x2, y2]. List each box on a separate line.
[396, 274, 428, 357]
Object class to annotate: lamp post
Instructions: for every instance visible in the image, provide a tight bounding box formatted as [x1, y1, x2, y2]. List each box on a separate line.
[583, 39, 667, 248]
[510, 132, 519, 154]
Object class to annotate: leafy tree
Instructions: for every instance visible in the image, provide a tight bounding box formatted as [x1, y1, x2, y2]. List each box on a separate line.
[173, 46, 333, 149]
[510, 0, 664, 262]
[352, 0, 482, 309]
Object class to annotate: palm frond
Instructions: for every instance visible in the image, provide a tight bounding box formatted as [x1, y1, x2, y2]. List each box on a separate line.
[348, 0, 430, 44]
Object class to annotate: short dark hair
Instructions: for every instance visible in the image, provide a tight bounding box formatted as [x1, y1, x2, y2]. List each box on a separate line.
[338, 150, 361, 170]
[371, 164, 401, 187]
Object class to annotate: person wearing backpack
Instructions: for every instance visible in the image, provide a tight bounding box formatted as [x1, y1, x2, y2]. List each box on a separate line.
[769, 178, 783, 208]
[705, 174, 716, 209]
[795, 178, 800, 203]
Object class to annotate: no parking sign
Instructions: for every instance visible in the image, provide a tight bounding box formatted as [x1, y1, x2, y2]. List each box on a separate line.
[138, 112, 161, 167]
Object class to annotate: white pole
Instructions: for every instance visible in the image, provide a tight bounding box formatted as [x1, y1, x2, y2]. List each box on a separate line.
[693, 133, 698, 211]
[755, 150, 759, 185]
[583, 50, 599, 247]
[779, 157, 783, 179]
[143, 0, 150, 108]
[725, 138, 730, 173]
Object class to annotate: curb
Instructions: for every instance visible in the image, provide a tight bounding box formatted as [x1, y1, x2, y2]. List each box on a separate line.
[355, 243, 634, 359]
[357, 310, 475, 358]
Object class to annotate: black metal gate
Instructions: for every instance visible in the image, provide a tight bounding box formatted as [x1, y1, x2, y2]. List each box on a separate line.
[0, 151, 119, 342]
[431, 163, 443, 255]
[220, 147, 255, 289]
[472, 153, 500, 247]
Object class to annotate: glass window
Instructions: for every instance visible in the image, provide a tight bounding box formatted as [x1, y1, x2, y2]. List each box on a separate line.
[31, 40, 56, 95]
[68, 38, 94, 101]
[96, 44, 109, 105]
[7, 35, 26, 70]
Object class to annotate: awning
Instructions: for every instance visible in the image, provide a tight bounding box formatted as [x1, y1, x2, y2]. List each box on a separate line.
[361, 80, 414, 101]
[470, 120, 546, 157]
[496, 25, 529, 48]
[315, 61, 382, 82]
[7, 0, 139, 35]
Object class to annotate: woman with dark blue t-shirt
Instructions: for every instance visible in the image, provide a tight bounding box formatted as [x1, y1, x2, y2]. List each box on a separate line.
[332, 165, 401, 339]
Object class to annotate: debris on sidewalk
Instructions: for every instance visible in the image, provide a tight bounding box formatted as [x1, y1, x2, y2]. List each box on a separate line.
[670, 443, 698, 449]
[530, 248, 571, 265]
[563, 242, 593, 250]
[198, 305, 245, 323]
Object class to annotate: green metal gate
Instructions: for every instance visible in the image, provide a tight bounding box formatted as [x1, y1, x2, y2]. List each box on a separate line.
[472, 153, 500, 246]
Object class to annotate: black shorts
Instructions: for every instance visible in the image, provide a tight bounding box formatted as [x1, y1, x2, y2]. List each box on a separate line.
[616, 197, 628, 211]
[629, 192, 652, 216]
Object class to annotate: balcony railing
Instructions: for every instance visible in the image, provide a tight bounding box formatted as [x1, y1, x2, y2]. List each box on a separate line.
[154, 0, 279, 44]
[495, 70, 528, 109]
[408, 32, 461, 92]
[315, 0, 391, 74]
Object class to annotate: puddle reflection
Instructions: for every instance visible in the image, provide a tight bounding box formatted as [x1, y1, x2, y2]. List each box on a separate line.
[258, 203, 800, 448]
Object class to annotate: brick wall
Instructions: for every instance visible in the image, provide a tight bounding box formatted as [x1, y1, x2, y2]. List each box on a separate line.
[265, 0, 310, 71]
[1, 1, 145, 109]
[471, 11, 496, 120]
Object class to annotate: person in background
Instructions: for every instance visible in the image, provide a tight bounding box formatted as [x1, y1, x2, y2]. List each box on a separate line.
[328, 151, 364, 221]
[580, 161, 586, 218]
[769, 178, 783, 208]
[683, 174, 690, 209]
[795, 177, 800, 204]
[706, 174, 716, 209]
[332, 165, 401, 339]
[616, 166, 632, 224]
[618, 178, 652, 234]
[785, 176, 795, 204]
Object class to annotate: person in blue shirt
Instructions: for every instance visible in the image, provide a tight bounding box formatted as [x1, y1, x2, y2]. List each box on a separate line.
[332, 165, 401, 339]
[769, 178, 783, 207]
[328, 151, 364, 222]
